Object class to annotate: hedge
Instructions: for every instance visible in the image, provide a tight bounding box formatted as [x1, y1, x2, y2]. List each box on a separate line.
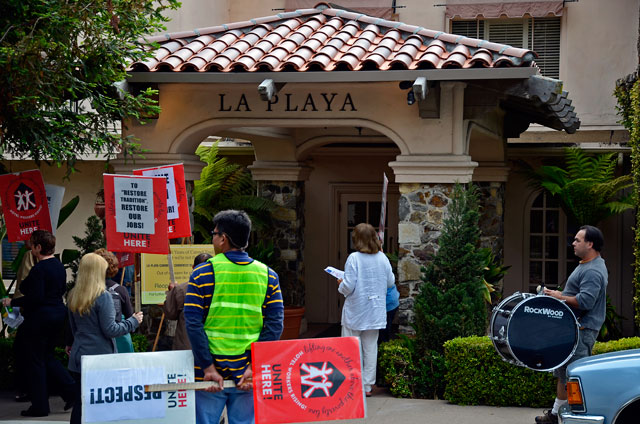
[379, 335, 640, 407]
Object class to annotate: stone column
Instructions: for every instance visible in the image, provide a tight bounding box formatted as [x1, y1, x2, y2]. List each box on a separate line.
[257, 181, 306, 306]
[249, 161, 312, 307]
[397, 183, 454, 333]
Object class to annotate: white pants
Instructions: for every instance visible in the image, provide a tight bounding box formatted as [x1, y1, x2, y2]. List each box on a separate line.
[341, 326, 379, 392]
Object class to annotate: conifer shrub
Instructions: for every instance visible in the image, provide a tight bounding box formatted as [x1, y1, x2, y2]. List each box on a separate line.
[410, 183, 488, 398]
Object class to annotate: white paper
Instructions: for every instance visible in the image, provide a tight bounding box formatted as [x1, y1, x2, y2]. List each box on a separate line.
[139, 167, 179, 221]
[83, 367, 166, 422]
[114, 177, 155, 234]
[44, 184, 65, 235]
[324, 266, 345, 280]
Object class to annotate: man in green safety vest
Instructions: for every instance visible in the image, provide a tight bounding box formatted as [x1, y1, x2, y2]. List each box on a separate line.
[185, 210, 284, 424]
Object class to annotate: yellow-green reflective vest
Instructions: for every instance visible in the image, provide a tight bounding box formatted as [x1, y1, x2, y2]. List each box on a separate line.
[204, 254, 269, 356]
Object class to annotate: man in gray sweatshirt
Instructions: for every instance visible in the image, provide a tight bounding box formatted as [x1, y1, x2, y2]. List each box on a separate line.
[536, 225, 608, 424]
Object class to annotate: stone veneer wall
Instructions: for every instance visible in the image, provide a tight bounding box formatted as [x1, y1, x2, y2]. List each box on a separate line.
[476, 182, 505, 259]
[397, 183, 453, 333]
[395, 182, 505, 333]
[257, 181, 306, 307]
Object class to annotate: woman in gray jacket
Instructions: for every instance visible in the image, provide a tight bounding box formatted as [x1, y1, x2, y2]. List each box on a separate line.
[65, 253, 143, 424]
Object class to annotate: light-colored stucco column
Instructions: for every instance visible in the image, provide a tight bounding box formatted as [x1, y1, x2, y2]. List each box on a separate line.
[249, 161, 312, 308]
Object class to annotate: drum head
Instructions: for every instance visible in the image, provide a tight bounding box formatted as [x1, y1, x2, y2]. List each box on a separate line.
[508, 296, 578, 371]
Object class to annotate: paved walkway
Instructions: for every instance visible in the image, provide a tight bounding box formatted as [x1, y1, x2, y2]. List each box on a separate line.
[0, 388, 540, 424]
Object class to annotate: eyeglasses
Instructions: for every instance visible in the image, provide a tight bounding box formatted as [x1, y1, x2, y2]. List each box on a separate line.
[211, 231, 224, 237]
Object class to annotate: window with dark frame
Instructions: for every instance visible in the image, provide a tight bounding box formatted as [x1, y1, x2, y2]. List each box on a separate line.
[451, 17, 561, 79]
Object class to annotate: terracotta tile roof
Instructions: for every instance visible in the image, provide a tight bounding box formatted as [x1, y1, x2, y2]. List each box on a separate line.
[130, 6, 538, 73]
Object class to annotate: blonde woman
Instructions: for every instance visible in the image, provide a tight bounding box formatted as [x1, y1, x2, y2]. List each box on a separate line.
[66, 253, 143, 424]
[337, 223, 395, 397]
[94, 248, 135, 352]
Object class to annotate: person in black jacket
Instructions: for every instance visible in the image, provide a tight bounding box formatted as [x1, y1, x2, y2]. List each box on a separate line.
[2, 230, 75, 417]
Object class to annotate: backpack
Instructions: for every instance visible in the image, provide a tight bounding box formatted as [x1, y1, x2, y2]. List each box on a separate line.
[107, 284, 123, 323]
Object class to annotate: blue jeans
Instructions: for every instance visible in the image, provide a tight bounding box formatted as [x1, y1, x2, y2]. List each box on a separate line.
[196, 387, 254, 424]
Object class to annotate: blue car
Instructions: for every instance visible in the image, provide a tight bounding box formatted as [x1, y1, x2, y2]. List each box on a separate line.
[560, 349, 640, 424]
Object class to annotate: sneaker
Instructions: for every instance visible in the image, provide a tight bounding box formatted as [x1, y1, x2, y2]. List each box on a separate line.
[535, 410, 558, 424]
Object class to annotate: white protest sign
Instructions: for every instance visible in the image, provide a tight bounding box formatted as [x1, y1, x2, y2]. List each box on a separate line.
[83, 367, 165, 422]
[82, 350, 195, 424]
[136, 167, 178, 220]
[378, 173, 389, 246]
[114, 177, 155, 234]
[44, 184, 65, 235]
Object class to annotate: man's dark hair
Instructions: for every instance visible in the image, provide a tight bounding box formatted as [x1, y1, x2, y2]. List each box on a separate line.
[212, 210, 252, 250]
[30, 230, 56, 255]
[193, 253, 213, 267]
[579, 225, 604, 252]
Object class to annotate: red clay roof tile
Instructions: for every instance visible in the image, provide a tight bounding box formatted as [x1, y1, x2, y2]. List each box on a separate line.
[131, 6, 539, 73]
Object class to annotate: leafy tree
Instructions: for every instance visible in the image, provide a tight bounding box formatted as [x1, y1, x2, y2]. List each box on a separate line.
[192, 143, 274, 243]
[525, 148, 633, 226]
[412, 183, 488, 398]
[0, 0, 179, 174]
[615, 72, 640, 327]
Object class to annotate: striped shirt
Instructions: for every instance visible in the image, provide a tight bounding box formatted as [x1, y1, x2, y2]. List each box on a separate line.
[184, 250, 284, 382]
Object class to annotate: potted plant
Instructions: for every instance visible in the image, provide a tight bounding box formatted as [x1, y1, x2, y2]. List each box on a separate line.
[94, 189, 105, 219]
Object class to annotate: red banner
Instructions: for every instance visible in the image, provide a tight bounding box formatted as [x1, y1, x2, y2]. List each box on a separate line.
[252, 337, 365, 424]
[104, 174, 169, 254]
[0, 169, 52, 242]
[133, 164, 191, 239]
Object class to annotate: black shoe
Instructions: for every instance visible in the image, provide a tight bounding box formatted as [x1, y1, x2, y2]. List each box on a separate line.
[21, 409, 48, 417]
[535, 409, 558, 424]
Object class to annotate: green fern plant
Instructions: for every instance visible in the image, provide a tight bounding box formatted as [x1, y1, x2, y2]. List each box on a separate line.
[526, 148, 633, 226]
[192, 143, 275, 243]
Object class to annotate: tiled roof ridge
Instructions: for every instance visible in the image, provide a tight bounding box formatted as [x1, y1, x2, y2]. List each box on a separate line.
[141, 6, 535, 61]
[142, 8, 321, 44]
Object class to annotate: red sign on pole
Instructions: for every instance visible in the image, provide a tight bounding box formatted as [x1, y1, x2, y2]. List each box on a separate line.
[0, 169, 52, 242]
[115, 251, 135, 268]
[104, 174, 169, 254]
[252, 337, 365, 424]
[133, 164, 191, 239]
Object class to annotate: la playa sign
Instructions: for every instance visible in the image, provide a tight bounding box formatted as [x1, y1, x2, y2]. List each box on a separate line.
[218, 92, 357, 113]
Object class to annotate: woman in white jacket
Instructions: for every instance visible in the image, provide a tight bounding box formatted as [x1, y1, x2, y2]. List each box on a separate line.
[338, 223, 395, 396]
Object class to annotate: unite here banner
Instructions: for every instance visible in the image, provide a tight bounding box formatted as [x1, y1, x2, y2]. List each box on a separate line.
[81, 350, 195, 424]
[252, 337, 365, 424]
[0, 169, 52, 242]
[133, 164, 191, 239]
[104, 174, 169, 254]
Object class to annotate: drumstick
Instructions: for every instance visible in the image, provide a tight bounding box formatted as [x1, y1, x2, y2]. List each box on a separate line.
[145, 381, 237, 392]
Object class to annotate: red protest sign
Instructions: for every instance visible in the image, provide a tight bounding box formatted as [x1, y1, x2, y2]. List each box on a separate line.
[133, 164, 191, 239]
[252, 337, 365, 424]
[115, 251, 135, 267]
[0, 169, 52, 242]
[104, 174, 169, 254]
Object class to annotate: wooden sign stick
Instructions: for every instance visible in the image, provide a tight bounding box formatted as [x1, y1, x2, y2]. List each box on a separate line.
[145, 380, 237, 392]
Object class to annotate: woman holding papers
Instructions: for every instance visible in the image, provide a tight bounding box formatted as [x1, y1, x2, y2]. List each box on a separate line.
[66, 253, 143, 424]
[337, 223, 395, 397]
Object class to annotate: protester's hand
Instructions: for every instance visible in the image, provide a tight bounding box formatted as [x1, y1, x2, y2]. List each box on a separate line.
[337, 278, 343, 286]
[202, 364, 224, 392]
[167, 282, 176, 291]
[133, 311, 143, 324]
[65, 345, 72, 356]
[238, 366, 253, 391]
[1, 297, 11, 307]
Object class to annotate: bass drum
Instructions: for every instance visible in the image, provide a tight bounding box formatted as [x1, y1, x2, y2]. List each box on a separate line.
[490, 292, 579, 371]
